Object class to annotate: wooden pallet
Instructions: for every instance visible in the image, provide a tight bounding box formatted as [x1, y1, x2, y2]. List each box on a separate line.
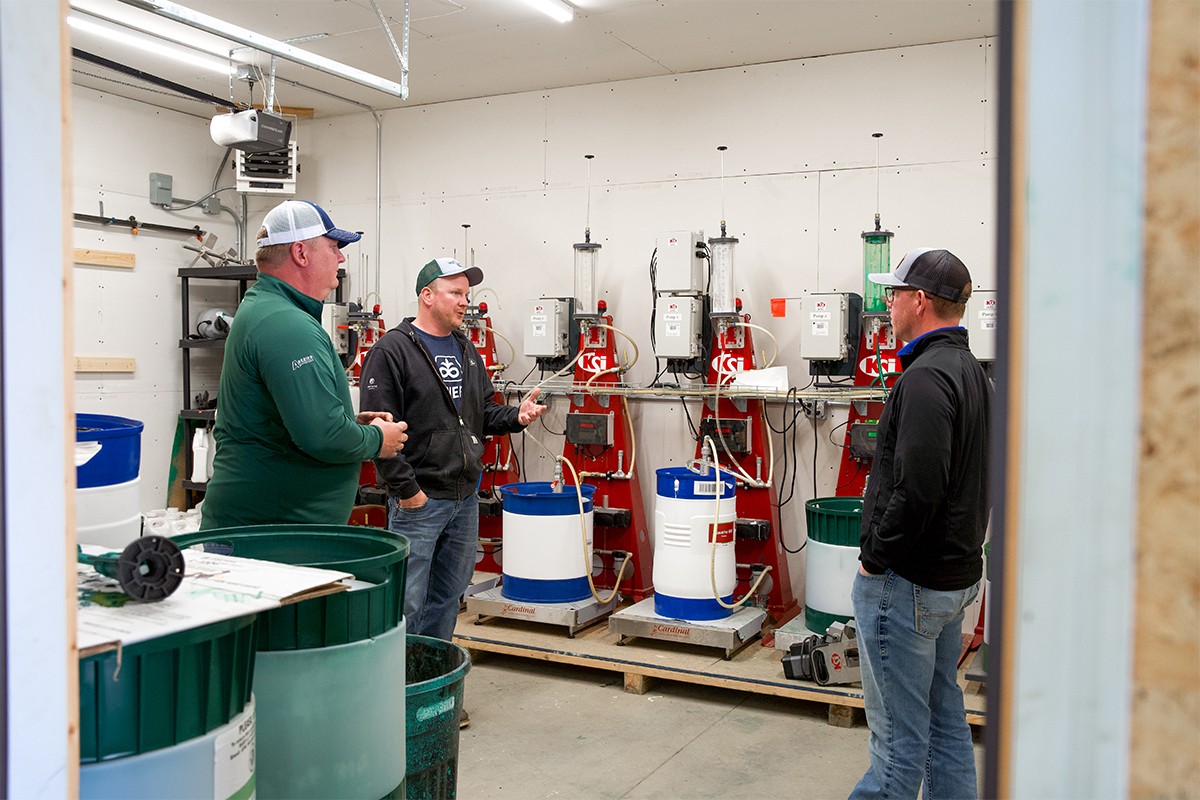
[453, 611, 986, 727]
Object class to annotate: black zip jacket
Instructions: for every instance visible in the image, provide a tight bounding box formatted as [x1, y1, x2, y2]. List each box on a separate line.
[359, 319, 526, 501]
[859, 327, 992, 590]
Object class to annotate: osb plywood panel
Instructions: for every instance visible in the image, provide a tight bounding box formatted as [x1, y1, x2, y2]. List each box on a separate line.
[1131, 1, 1200, 797]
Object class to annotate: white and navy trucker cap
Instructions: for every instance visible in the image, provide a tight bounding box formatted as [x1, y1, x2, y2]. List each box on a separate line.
[867, 247, 972, 303]
[256, 200, 361, 249]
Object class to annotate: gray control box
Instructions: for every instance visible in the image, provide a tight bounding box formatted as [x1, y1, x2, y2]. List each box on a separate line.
[799, 293, 851, 361]
[964, 290, 997, 362]
[655, 231, 704, 292]
[524, 298, 571, 358]
[654, 294, 703, 359]
[566, 412, 614, 446]
[149, 172, 173, 206]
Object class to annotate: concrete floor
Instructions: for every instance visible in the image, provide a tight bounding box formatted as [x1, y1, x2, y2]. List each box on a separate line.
[457, 652, 985, 799]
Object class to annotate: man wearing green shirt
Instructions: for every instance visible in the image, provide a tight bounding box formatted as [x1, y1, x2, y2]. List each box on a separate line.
[202, 200, 407, 530]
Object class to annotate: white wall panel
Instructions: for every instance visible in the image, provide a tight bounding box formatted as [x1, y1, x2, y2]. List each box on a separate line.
[72, 86, 240, 512]
[300, 38, 996, 604]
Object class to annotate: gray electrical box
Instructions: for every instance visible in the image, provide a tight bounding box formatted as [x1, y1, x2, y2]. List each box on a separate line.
[654, 294, 703, 359]
[524, 298, 571, 358]
[964, 290, 997, 362]
[149, 173, 173, 207]
[566, 412, 614, 446]
[799, 293, 851, 361]
[655, 231, 704, 292]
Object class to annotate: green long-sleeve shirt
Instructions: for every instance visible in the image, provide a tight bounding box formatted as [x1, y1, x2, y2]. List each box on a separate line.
[201, 273, 382, 530]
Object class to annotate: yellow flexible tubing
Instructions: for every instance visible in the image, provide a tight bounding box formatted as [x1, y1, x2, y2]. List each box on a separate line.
[481, 323, 515, 373]
[712, 356, 760, 486]
[730, 320, 779, 369]
[583, 323, 640, 387]
[702, 436, 772, 610]
[521, 348, 587, 407]
[559, 456, 629, 604]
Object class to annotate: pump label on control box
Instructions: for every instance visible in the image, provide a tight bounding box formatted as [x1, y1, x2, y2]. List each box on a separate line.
[708, 521, 735, 544]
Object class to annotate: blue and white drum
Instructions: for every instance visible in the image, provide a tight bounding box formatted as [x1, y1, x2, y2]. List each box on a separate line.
[653, 467, 737, 621]
[499, 482, 596, 603]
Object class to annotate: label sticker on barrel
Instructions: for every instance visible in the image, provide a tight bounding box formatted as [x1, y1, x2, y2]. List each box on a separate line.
[694, 481, 718, 495]
[214, 697, 255, 800]
[708, 521, 735, 543]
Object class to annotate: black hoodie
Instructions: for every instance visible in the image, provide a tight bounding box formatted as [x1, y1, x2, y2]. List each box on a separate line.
[859, 327, 992, 590]
[359, 319, 526, 501]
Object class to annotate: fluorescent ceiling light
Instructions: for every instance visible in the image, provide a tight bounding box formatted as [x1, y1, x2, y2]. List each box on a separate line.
[67, 14, 234, 75]
[525, 0, 573, 23]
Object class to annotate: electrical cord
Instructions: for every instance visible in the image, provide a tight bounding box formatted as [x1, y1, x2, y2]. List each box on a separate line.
[828, 419, 851, 449]
[539, 413, 566, 437]
[837, 462, 864, 491]
[648, 247, 658, 354]
[674, 372, 701, 441]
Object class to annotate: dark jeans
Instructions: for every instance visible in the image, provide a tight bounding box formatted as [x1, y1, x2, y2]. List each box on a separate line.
[388, 494, 479, 641]
[849, 569, 981, 799]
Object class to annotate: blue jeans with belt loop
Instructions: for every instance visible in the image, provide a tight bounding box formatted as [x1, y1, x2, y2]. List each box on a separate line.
[388, 494, 479, 642]
[849, 569, 981, 800]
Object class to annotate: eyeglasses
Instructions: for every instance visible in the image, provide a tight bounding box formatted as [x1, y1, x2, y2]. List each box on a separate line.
[883, 286, 916, 303]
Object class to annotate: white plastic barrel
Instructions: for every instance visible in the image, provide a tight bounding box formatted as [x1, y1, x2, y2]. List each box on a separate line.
[499, 482, 596, 603]
[77, 477, 142, 549]
[76, 414, 144, 550]
[653, 467, 737, 621]
[80, 697, 255, 800]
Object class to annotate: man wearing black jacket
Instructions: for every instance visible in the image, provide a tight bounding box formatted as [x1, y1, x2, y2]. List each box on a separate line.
[360, 259, 545, 645]
[850, 249, 991, 800]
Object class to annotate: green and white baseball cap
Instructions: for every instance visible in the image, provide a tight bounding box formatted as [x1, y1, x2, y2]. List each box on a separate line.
[415, 258, 484, 295]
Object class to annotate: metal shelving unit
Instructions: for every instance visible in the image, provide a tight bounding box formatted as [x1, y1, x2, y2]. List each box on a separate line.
[177, 265, 347, 508]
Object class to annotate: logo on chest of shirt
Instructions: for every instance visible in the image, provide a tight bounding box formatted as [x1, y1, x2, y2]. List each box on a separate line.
[292, 355, 315, 371]
[435, 355, 461, 381]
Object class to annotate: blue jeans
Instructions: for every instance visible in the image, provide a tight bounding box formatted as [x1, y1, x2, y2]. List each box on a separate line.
[849, 570, 981, 800]
[388, 494, 479, 642]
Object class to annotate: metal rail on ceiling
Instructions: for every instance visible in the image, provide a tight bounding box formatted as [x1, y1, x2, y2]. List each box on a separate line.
[114, 0, 409, 100]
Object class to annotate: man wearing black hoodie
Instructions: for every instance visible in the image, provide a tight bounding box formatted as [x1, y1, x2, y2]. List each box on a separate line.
[849, 249, 991, 800]
[360, 259, 545, 649]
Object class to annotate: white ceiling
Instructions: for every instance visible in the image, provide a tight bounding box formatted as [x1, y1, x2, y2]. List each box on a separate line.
[68, 0, 997, 119]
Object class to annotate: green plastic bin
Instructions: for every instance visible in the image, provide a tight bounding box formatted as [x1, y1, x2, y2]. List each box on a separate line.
[804, 497, 863, 548]
[174, 524, 411, 799]
[79, 613, 258, 762]
[406, 635, 472, 800]
[175, 524, 409, 649]
[804, 497, 863, 633]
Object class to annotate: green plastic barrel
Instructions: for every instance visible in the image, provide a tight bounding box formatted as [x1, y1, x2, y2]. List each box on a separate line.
[174, 525, 410, 799]
[804, 497, 863, 633]
[174, 524, 409, 649]
[406, 635, 472, 799]
[79, 613, 258, 763]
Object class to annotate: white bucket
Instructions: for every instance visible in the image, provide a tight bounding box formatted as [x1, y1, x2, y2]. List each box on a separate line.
[804, 539, 859, 620]
[652, 467, 737, 621]
[76, 477, 141, 550]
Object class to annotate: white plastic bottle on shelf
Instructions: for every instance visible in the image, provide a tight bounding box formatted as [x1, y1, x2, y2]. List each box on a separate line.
[190, 428, 209, 484]
[142, 509, 169, 537]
